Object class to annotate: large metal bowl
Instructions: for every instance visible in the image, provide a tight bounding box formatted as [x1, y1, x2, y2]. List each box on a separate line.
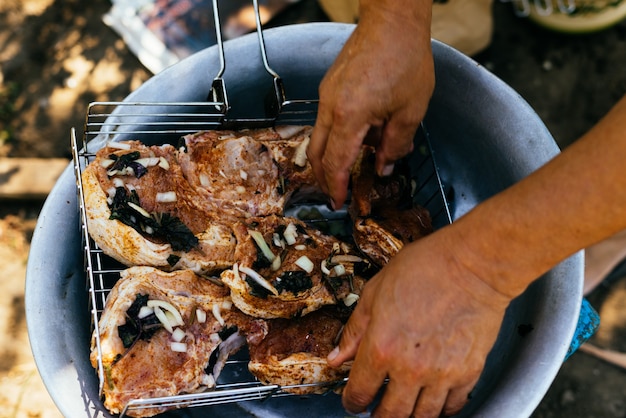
[25, 23, 582, 417]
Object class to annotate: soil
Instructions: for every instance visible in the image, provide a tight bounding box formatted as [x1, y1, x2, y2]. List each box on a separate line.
[1, 0, 625, 417]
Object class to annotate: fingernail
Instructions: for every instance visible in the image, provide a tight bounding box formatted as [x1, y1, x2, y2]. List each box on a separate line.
[380, 163, 394, 177]
[329, 197, 337, 211]
[327, 346, 340, 362]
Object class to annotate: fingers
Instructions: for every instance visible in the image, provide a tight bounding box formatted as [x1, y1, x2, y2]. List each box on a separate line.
[307, 116, 331, 195]
[374, 115, 418, 177]
[341, 332, 389, 415]
[327, 293, 372, 367]
[372, 377, 422, 418]
[309, 103, 374, 209]
[370, 383, 473, 418]
[442, 380, 477, 416]
[411, 386, 450, 418]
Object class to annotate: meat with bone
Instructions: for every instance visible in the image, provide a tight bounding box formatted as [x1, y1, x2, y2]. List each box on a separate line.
[82, 142, 237, 274]
[220, 214, 373, 319]
[91, 266, 267, 417]
[248, 305, 352, 394]
[350, 146, 433, 266]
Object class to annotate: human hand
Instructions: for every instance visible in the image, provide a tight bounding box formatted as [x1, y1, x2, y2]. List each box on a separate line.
[327, 231, 512, 417]
[307, 0, 435, 209]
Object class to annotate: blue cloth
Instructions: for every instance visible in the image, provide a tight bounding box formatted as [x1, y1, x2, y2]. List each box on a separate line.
[565, 298, 600, 360]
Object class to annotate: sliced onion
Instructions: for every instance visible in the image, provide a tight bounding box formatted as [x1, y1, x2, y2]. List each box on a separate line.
[320, 259, 331, 275]
[147, 300, 184, 327]
[343, 293, 360, 307]
[170, 342, 187, 352]
[199, 173, 210, 187]
[294, 244, 306, 251]
[152, 306, 173, 333]
[196, 308, 207, 324]
[137, 306, 154, 319]
[127, 201, 151, 218]
[158, 156, 170, 170]
[155, 191, 177, 203]
[272, 233, 285, 249]
[292, 135, 310, 167]
[333, 264, 346, 276]
[283, 223, 298, 245]
[100, 158, 115, 168]
[271, 254, 282, 271]
[275, 125, 305, 139]
[106, 187, 117, 198]
[239, 265, 279, 296]
[221, 300, 232, 310]
[112, 178, 125, 188]
[136, 157, 160, 167]
[212, 303, 225, 326]
[239, 169, 248, 180]
[106, 141, 131, 150]
[331, 255, 363, 264]
[295, 255, 314, 273]
[248, 230, 275, 262]
[171, 327, 186, 342]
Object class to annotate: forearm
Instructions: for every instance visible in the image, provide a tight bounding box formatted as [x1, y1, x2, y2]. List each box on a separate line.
[449, 95, 626, 298]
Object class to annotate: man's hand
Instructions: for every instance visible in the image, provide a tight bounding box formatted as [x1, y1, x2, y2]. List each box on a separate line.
[307, 0, 435, 209]
[327, 231, 511, 417]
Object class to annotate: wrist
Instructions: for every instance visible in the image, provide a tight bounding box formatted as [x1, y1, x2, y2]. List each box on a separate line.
[359, 0, 433, 41]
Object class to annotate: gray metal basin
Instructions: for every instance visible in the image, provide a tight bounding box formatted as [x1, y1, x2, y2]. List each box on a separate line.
[25, 23, 582, 417]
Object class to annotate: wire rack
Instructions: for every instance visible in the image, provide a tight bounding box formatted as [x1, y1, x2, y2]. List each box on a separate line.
[71, 1, 452, 416]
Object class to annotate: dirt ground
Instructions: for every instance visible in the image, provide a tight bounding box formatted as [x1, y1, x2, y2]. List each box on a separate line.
[1, 0, 626, 417]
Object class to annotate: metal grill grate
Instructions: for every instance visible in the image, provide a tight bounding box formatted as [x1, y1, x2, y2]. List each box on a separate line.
[70, 1, 452, 415]
[71, 110, 451, 417]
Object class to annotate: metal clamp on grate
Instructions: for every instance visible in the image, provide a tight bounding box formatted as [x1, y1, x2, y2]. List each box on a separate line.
[71, 1, 452, 416]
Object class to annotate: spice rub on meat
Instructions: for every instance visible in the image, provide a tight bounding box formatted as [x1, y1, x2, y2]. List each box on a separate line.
[178, 125, 320, 222]
[83, 126, 323, 274]
[83, 141, 236, 274]
[220, 215, 373, 319]
[350, 146, 434, 266]
[91, 267, 267, 417]
[248, 306, 352, 394]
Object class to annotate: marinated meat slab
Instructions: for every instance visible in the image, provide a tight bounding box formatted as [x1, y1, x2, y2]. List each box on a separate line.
[91, 267, 267, 417]
[178, 126, 321, 222]
[248, 306, 352, 394]
[220, 215, 373, 319]
[350, 146, 434, 266]
[82, 142, 237, 274]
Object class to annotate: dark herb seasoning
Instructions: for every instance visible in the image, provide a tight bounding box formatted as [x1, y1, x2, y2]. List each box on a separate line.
[108, 188, 198, 252]
[245, 277, 273, 299]
[167, 254, 181, 267]
[251, 235, 272, 270]
[108, 151, 148, 178]
[273, 271, 313, 294]
[117, 293, 162, 349]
